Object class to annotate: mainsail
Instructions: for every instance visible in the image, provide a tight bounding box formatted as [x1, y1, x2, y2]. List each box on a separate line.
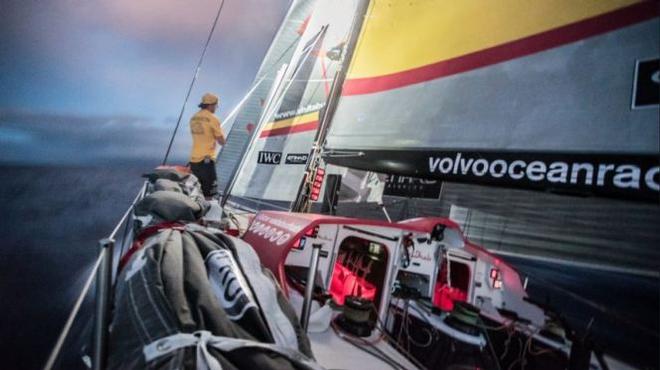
[323, 0, 659, 203]
[315, 0, 660, 272]
[227, 0, 364, 210]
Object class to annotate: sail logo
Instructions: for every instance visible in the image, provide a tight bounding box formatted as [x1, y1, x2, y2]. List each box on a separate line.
[248, 220, 292, 245]
[257, 151, 282, 165]
[285, 153, 309, 165]
[428, 152, 659, 196]
[384, 174, 442, 199]
[206, 250, 258, 321]
[411, 250, 433, 261]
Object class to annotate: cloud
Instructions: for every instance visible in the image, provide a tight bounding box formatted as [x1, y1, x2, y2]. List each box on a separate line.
[0, 1, 290, 164]
[0, 0, 288, 117]
[69, 0, 288, 48]
[0, 109, 191, 165]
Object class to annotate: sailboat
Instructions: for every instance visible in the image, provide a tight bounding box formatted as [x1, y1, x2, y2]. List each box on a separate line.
[43, 0, 658, 369]
[216, 0, 658, 368]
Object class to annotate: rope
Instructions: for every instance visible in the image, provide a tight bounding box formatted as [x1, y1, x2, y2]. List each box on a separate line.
[162, 0, 227, 165]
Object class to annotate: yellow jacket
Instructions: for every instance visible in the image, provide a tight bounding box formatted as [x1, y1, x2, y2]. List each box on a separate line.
[189, 109, 224, 163]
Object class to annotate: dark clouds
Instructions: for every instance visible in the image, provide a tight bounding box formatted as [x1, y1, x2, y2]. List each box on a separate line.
[0, 109, 189, 164]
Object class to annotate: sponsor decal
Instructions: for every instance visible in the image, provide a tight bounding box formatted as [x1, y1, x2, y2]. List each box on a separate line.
[633, 58, 659, 108]
[426, 152, 659, 201]
[274, 102, 325, 121]
[247, 217, 296, 246]
[285, 153, 309, 165]
[257, 151, 281, 165]
[411, 250, 433, 262]
[384, 174, 442, 198]
[326, 150, 659, 203]
[426, 153, 659, 191]
[206, 250, 258, 320]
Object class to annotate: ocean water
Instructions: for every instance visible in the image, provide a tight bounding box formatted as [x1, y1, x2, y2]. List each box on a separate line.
[0, 164, 657, 369]
[0, 163, 151, 370]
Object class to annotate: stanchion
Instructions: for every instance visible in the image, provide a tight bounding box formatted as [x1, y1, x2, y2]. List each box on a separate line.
[93, 238, 114, 370]
[300, 243, 323, 331]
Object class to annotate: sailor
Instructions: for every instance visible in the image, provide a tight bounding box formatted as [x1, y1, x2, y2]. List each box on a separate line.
[189, 93, 226, 198]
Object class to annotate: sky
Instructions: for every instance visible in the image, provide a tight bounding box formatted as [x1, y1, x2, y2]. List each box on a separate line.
[0, 0, 290, 165]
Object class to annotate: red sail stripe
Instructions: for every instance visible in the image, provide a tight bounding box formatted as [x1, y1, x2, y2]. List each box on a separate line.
[259, 120, 319, 138]
[342, 1, 658, 96]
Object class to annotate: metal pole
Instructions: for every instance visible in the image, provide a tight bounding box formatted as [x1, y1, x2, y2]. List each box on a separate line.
[300, 243, 322, 331]
[380, 203, 392, 222]
[93, 238, 114, 370]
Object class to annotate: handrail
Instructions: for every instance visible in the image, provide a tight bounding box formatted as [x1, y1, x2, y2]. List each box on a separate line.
[109, 181, 148, 242]
[42, 253, 105, 370]
[42, 181, 148, 370]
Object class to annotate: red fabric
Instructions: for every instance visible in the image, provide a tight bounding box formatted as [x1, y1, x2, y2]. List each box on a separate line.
[225, 228, 240, 237]
[432, 284, 467, 311]
[297, 16, 310, 35]
[329, 262, 376, 305]
[155, 165, 191, 175]
[118, 222, 184, 272]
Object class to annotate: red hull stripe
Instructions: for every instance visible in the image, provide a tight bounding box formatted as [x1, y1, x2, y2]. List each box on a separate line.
[259, 120, 319, 138]
[342, 1, 658, 96]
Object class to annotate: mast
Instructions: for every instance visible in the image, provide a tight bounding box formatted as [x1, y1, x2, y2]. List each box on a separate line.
[225, 0, 368, 211]
[291, 0, 370, 212]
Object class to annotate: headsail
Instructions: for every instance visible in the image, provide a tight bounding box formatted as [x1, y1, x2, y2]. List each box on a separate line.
[323, 0, 659, 202]
[227, 0, 365, 210]
[216, 0, 318, 193]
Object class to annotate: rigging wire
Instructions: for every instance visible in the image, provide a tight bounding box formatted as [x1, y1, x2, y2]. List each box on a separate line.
[213, 32, 304, 160]
[371, 303, 429, 370]
[162, 0, 227, 165]
[43, 253, 104, 370]
[43, 181, 147, 370]
[216, 32, 303, 140]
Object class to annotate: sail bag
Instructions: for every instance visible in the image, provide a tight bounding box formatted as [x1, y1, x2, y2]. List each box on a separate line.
[107, 224, 317, 370]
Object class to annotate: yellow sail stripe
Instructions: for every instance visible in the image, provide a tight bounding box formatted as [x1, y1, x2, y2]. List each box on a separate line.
[348, 0, 642, 79]
[260, 111, 319, 131]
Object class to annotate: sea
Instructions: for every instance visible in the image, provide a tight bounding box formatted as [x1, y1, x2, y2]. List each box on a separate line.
[0, 163, 657, 370]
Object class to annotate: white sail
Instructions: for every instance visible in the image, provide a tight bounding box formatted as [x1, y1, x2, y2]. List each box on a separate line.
[229, 0, 363, 209]
[216, 0, 318, 193]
